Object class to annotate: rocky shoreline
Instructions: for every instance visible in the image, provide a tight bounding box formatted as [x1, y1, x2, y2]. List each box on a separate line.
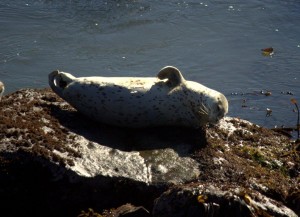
[0, 88, 299, 217]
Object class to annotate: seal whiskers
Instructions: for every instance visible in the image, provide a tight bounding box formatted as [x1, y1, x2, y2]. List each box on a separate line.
[199, 103, 209, 116]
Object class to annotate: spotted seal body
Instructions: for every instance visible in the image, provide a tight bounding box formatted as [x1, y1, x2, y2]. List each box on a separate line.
[48, 66, 228, 128]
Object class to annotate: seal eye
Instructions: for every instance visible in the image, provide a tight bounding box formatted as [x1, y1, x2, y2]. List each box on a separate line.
[59, 80, 68, 88]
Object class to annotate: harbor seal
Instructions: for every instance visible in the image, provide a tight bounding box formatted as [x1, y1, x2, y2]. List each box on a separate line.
[48, 66, 228, 128]
[0, 81, 4, 101]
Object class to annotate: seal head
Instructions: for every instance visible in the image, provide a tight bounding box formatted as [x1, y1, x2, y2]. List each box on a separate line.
[206, 92, 228, 125]
[157, 66, 228, 127]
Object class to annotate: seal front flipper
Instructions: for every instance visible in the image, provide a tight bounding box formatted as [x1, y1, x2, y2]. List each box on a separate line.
[157, 66, 185, 88]
[48, 70, 76, 98]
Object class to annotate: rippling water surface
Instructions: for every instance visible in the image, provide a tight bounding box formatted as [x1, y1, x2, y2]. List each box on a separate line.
[1, 0, 300, 131]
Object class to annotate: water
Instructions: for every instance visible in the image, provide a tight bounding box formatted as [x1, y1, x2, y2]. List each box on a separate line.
[1, 0, 300, 132]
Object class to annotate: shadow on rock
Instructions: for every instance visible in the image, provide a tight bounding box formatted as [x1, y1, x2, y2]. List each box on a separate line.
[48, 103, 207, 156]
[0, 150, 161, 217]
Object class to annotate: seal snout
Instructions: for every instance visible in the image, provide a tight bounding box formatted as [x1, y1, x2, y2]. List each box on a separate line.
[205, 93, 228, 126]
[219, 93, 229, 115]
[211, 93, 228, 124]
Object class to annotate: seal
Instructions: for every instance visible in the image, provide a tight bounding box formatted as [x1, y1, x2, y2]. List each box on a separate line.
[48, 66, 228, 128]
[0, 81, 4, 101]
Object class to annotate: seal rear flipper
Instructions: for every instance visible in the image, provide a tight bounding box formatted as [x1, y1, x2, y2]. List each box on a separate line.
[157, 66, 185, 88]
[48, 70, 76, 98]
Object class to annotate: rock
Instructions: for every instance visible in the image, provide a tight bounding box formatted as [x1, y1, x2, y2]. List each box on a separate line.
[153, 183, 298, 217]
[0, 88, 203, 216]
[0, 88, 299, 217]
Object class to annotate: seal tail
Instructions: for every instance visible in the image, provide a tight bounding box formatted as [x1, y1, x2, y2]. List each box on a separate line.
[48, 70, 75, 98]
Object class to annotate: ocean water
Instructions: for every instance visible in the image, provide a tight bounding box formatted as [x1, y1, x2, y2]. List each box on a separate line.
[1, 0, 300, 131]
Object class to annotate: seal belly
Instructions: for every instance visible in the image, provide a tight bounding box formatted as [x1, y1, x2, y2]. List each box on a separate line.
[62, 78, 190, 127]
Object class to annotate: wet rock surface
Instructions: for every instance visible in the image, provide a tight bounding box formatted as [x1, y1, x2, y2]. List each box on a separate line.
[0, 88, 299, 217]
